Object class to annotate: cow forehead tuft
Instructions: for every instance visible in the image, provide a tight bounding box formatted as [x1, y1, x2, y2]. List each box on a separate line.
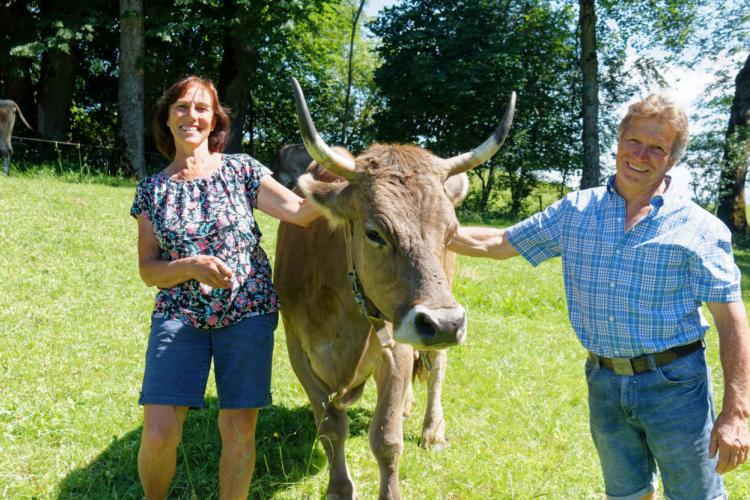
[358, 144, 443, 176]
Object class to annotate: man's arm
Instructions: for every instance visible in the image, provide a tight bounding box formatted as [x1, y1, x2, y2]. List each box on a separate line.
[706, 300, 750, 474]
[447, 226, 520, 260]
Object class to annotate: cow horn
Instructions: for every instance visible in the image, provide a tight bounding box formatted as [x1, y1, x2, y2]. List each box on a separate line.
[442, 91, 516, 177]
[291, 77, 357, 179]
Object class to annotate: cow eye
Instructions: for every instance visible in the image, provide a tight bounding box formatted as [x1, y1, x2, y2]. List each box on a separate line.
[365, 229, 387, 246]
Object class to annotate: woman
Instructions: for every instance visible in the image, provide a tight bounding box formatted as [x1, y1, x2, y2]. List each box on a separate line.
[130, 75, 318, 499]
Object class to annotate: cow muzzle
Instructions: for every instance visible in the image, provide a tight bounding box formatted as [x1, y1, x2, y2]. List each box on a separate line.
[394, 304, 467, 350]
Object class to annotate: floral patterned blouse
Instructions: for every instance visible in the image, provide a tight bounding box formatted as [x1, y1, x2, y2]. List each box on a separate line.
[130, 154, 279, 329]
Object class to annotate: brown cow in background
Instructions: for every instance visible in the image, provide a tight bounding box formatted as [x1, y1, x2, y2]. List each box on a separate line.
[0, 100, 32, 175]
[270, 143, 313, 188]
[274, 77, 514, 499]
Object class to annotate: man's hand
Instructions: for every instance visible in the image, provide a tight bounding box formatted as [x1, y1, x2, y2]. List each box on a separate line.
[709, 411, 750, 474]
[706, 301, 750, 474]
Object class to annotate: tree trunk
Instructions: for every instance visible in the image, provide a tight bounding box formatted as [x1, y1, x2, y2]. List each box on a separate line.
[340, 0, 366, 146]
[218, 0, 251, 154]
[479, 165, 496, 212]
[118, 0, 145, 178]
[578, 0, 601, 189]
[247, 90, 255, 156]
[716, 53, 750, 234]
[37, 47, 75, 140]
[218, 37, 249, 154]
[219, 76, 248, 154]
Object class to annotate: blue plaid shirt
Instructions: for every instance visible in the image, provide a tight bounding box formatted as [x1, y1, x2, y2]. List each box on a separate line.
[506, 176, 741, 358]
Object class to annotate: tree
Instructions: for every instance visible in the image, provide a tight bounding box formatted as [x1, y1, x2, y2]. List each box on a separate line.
[684, 1, 750, 233]
[371, 0, 582, 216]
[579, 0, 601, 189]
[716, 53, 750, 233]
[576, 1, 704, 189]
[340, 0, 366, 146]
[118, 0, 145, 178]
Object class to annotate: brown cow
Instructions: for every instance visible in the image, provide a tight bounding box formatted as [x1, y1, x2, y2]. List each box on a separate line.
[274, 78, 514, 499]
[0, 100, 32, 175]
[408, 170, 469, 451]
[305, 151, 469, 452]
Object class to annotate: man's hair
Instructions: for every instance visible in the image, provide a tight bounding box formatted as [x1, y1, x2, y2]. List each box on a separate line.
[153, 75, 231, 159]
[618, 93, 688, 163]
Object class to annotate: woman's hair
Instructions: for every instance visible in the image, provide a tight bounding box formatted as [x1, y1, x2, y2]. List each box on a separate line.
[618, 93, 689, 163]
[153, 75, 231, 159]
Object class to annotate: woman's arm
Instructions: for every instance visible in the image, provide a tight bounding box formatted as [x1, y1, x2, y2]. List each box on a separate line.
[256, 175, 321, 227]
[447, 226, 519, 260]
[136, 216, 232, 289]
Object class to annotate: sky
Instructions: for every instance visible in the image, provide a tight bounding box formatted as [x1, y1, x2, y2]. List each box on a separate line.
[364, 0, 397, 17]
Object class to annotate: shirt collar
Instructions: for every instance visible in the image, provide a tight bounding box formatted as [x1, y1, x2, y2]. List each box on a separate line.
[606, 174, 673, 210]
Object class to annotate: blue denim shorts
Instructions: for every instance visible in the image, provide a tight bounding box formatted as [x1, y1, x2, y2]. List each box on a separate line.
[139, 312, 278, 409]
[585, 347, 726, 500]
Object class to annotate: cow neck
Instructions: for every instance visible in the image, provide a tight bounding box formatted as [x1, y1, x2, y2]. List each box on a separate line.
[343, 221, 393, 348]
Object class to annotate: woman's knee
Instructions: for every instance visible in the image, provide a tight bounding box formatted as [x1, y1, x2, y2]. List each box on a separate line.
[219, 409, 259, 446]
[141, 406, 185, 452]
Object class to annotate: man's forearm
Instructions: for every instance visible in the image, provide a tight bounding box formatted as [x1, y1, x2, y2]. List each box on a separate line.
[719, 321, 750, 419]
[709, 301, 750, 418]
[448, 226, 519, 260]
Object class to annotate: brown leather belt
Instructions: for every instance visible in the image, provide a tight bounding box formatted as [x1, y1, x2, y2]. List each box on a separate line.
[588, 340, 704, 376]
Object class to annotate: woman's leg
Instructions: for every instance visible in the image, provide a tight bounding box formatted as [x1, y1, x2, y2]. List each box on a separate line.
[138, 404, 188, 499]
[212, 314, 276, 498]
[218, 408, 260, 500]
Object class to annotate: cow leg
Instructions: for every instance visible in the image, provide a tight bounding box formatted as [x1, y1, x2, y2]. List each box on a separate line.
[420, 349, 447, 450]
[285, 332, 357, 499]
[402, 350, 419, 418]
[2, 151, 8, 175]
[369, 343, 412, 500]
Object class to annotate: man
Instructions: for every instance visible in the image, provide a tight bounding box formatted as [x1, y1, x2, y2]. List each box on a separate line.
[449, 94, 750, 499]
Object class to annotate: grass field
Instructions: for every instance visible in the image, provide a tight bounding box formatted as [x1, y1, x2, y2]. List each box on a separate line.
[1, 171, 749, 498]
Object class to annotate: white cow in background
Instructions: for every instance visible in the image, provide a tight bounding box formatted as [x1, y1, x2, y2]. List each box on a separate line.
[0, 100, 33, 175]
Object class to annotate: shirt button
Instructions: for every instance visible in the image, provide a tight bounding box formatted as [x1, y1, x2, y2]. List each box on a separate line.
[615, 249, 621, 254]
[609, 282, 615, 287]
[608, 316, 614, 321]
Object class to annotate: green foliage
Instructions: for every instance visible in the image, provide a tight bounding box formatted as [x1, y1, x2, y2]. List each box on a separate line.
[683, 129, 725, 208]
[2, 173, 749, 498]
[247, 0, 380, 160]
[370, 0, 582, 215]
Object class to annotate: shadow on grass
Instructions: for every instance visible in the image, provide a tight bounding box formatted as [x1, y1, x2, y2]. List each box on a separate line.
[56, 398, 373, 499]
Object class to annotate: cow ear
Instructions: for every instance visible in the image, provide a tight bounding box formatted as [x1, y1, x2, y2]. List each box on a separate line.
[444, 172, 469, 208]
[297, 173, 353, 226]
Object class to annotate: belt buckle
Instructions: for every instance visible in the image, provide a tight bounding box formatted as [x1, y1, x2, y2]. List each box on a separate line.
[611, 357, 634, 376]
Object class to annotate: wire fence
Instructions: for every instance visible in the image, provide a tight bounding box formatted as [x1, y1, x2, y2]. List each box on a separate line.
[10, 136, 167, 177]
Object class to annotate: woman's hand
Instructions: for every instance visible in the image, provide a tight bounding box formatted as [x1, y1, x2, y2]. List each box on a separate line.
[137, 215, 233, 289]
[187, 255, 233, 289]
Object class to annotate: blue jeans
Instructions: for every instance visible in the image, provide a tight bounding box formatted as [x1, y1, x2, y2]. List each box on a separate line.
[585, 348, 726, 500]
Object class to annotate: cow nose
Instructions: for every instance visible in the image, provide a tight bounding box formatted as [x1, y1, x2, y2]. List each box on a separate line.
[395, 304, 467, 350]
[414, 311, 440, 338]
[415, 309, 465, 339]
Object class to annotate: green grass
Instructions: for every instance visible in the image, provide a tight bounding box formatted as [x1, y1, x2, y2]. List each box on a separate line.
[1, 173, 748, 498]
